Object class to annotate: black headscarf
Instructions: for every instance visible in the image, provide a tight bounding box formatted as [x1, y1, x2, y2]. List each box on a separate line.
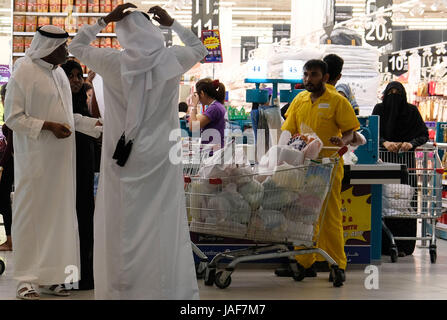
[61, 60, 91, 117]
[372, 81, 428, 145]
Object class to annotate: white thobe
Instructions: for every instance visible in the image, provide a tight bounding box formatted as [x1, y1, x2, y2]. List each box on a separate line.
[69, 20, 208, 299]
[4, 57, 100, 285]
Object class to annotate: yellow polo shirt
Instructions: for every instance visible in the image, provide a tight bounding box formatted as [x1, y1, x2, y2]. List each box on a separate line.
[282, 86, 360, 157]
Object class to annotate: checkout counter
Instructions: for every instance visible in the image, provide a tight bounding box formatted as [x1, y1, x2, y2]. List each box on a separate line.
[191, 80, 408, 266]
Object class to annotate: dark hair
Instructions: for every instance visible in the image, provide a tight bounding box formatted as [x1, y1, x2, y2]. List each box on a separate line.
[196, 78, 226, 104]
[61, 59, 83, 78]
[303, 59, 328, 75]
[84, 82, 93, 91]
[1, 83, 6, 100]
[178, 102, 188, 113]
[323, 54, 344, 82]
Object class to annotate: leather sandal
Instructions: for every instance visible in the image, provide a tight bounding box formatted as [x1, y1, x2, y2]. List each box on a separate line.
[16, 282, 40, 300]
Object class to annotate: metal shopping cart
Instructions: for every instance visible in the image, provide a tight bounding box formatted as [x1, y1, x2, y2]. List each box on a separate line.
[185, 147, 347, 288]
[380, 145, 443, 263]
[181, 137, 216, 279]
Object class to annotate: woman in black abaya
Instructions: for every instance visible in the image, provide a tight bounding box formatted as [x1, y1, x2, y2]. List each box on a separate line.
[372, 81, 429, 257]
[62, 60, 96, 290]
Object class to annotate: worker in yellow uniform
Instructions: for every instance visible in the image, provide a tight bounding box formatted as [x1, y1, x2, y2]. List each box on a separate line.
[278, 59, 360, 285]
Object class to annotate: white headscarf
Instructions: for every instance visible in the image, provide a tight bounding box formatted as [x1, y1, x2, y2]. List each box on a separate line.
[116, 12, 184, 144]
[25, 25, 68, 60]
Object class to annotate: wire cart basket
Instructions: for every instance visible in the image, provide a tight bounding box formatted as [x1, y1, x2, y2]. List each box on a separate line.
[184, 147, 347, 288]
[380, 145, 443, 263]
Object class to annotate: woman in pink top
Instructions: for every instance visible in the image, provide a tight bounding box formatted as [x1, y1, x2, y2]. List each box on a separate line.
[189, 78, 226, 148]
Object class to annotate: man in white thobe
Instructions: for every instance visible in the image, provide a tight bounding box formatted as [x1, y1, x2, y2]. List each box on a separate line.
[69, 4, 208, 299]
[5, 25, 102, 300]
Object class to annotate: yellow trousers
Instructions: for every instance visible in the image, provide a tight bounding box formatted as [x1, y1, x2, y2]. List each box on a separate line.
[295, 162, 347, 270]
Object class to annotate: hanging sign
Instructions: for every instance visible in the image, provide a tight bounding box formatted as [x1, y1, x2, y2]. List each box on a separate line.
[192, 0, 219, 37]
[201, 29, 223, 63]
[246, 59, 267, 79]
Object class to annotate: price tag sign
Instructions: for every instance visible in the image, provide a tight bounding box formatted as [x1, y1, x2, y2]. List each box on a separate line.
[283, 60, 304, 80]
[246, 60, 267, 79]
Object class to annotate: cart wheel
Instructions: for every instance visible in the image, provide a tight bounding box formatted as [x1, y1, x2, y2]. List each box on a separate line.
[195, 262, 208, 280]
[330, 265, 344, 288]
[292, 263, 306, 282]
[204, 268, 216, 286]
[0, 259, 5, 275]
[390, 245, 398, 263]
[215, 271, 232, 289]
[430, 245, 437, 264]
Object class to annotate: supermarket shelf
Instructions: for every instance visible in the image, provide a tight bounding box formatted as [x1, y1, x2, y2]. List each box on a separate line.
[71, 13, 108, 17]
[14, 12, 68, 16]
[13, 32, 116, 37]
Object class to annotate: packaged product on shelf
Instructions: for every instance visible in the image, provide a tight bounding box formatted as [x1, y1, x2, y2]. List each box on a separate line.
[103, 37, 112, 48]
[37, 0, 49, 12]
[77, 16, 89, 30]
[15, 0, 27, 12]
[111, 22, 116, 33]
[38, 16, 50, 28]
[52, 17, 65, 30]
[104, 0, 112, 12]
[49, 0, 61, 12]
[13, 16, 26, 32]
[25, 16, 38, 32]
[27, 0, 37, 12]
[88, 0, 99, 13]
[65, 16, 76, 33]
[75, 0, 88, 13]
[111, 37, 120, 50]
[13, 37, 25, 53]
[24, 37, 33, 51]
[88, 17, 96, 25]
[61, 0, 73, 12]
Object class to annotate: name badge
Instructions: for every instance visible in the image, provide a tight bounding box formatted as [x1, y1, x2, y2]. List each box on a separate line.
[318, 103, 330, 109]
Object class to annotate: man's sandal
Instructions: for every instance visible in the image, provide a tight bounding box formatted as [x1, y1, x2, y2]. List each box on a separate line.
[16, 282, 40, 300]
[39, 284, 71, 297]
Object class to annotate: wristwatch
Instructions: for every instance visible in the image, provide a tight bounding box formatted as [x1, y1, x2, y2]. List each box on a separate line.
[98, 17, 107, 28]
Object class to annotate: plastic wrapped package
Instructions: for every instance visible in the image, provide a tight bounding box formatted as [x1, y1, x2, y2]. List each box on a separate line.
[37, 0, 48, 12]
[250, 210, 286, 232]
[64, 16, 76, 33]
[112, 38, 120, 50]
[383, 184, 414, 200]
[13, 16, 25, 32]
[271, 163, 305, 190]
[75, 0, 87, 12]
[88, 0, 100, 13]
[13, 37, 24, 53]
[261, 177, 298, 210]
[27, 0, 37, 12]
[24, 37, 32, 51]
[239, 179, 264, 210]
[38, 16, 50, 28]
[52, 17, 65, 30]
[49, 0, 61, 12]
[25, 16, 37, 32]
[61, 0, 73, 12]
[77, 17, 89, 30]
[105, 20, 113, 33]
[15, 0, 28, 11]
[188, 180, 218, 222]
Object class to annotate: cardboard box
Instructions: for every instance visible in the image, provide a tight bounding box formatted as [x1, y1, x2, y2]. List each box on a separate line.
[13, 16, 26, 32]
[25, 15, 38, 32]
[13, 37, 25, 53]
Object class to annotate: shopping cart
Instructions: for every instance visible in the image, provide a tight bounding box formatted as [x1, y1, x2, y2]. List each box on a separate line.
[380, 145, 443, 263]
[181, 137, 216, 279]
[185, 147, 347, 288]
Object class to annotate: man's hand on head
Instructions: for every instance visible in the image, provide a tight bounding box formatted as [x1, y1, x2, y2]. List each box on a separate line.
[104, 3, 137, 24]
[148, 6, 174, 26]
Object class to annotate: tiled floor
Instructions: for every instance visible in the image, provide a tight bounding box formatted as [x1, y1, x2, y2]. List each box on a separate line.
[1, 237, 447, 300]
